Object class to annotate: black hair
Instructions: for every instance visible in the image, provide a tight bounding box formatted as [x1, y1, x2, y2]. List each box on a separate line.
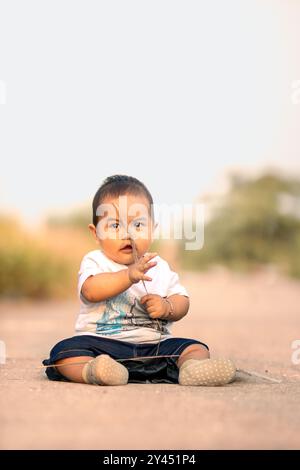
[92, 174, 154, 226]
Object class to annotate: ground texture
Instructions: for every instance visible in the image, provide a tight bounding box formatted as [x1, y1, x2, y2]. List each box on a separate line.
[1, 269, 300, 449]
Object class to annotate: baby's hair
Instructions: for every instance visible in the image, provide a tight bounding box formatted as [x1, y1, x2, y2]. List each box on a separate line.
[92, 174, 154, 226]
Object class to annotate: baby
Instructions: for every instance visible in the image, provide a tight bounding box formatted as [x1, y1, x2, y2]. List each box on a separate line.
[43, 175, 236, 386]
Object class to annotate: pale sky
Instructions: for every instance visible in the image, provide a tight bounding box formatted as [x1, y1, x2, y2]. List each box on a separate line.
[0, 0, 300, 226]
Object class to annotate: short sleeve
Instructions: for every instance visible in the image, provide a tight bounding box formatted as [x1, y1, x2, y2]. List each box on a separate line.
[77, 253, 105, 302]
[166, 266, 189, 298]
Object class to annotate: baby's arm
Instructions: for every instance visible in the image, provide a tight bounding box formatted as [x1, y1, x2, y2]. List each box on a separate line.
[81, 252, 157, 302]
[167, 294, 189, 321]
[140, 293, 189, 321]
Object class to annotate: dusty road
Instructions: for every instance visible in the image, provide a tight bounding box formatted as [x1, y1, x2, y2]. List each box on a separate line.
[1, 269, 300, 449]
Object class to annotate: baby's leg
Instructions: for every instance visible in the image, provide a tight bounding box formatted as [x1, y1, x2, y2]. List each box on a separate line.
[55, 355, 129, 386]
[177, 344, 236, 386]
[55, 356, 91, 383]
[176, 344, 210, 368]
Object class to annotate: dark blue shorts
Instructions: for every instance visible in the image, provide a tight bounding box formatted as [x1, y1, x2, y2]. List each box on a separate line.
[42, 335, 209, 384]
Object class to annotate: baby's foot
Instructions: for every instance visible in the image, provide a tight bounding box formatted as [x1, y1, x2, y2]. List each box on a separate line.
[82, 354, 129, 386]
[178, 358, 236, 386]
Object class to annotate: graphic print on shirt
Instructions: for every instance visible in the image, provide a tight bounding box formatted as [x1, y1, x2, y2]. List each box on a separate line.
[95, 290, 170, 335]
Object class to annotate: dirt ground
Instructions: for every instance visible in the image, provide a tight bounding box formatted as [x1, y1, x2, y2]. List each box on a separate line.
[0, 268, 300, 450]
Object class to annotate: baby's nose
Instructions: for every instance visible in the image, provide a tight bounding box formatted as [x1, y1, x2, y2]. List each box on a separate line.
[119, 226, 131, 239]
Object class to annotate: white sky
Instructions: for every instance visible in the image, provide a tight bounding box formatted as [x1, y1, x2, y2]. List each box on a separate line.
[0, 0, 300, 226]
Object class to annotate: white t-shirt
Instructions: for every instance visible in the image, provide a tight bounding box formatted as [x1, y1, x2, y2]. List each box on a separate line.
[75, 249, 189, 344]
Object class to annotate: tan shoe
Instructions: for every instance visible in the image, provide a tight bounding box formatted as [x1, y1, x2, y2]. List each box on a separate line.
[178, 358, 236, 386]
[82, 354, 129, 386]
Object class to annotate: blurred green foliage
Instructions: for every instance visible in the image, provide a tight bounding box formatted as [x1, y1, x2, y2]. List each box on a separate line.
[0, 243, 73, 298]
[180, 172, 300, 277]
[47, 206, 90, 230]
[0, 216, 76, 298]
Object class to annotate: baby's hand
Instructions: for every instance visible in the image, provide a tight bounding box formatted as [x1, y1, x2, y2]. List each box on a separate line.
[127, 252, 158, 284]
[140, 294, 169, 319]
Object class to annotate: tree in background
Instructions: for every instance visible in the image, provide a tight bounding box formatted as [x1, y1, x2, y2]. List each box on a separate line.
[181, 172, 300, 278]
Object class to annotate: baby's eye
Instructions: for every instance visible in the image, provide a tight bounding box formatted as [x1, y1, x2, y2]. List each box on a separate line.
[109, 222, 119, 229]
[133, 221, 146, 229]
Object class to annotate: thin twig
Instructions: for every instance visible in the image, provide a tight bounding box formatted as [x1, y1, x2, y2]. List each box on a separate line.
[41, 355, 181, 369]
[129, 234, 162, 356]
[130, 234, 148, 295]
[237, 368, 282, 384]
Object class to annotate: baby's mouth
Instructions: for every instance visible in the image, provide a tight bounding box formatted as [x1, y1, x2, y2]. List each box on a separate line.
[120, 243, 133, 253]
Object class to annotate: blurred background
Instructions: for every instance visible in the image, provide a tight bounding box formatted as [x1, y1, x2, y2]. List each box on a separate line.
[0, 0, 300, 300]
[1, 171, 300, 299]
[1, 0, 300, 451]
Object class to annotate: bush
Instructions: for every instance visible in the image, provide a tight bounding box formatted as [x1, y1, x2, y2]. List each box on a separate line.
[0, 215, 80, 299]
[180, 172, 300, 278]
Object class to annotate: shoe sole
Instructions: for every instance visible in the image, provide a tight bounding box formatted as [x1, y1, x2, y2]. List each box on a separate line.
[88, 355, 129, 386]
[179, 358, 236, 386]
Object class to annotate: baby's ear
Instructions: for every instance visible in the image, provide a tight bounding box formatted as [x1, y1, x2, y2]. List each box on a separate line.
[88, 223, 96, 233]
[88, 224, 99, 242]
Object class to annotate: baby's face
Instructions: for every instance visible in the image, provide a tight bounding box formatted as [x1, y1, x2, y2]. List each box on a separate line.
[89, 193, 155, 265]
